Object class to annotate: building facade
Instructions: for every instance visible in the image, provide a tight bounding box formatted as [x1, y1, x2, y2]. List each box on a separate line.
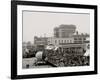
[73, 33, 89, 43]
[54, 24, 76, 38]
[34, 36, 48, 46]
[33, 24, 89, 50]
[47, 37, 74, 46]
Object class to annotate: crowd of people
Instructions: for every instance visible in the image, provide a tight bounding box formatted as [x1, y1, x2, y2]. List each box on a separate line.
[45, 47, 90, 67]
[23, 45, 90, 67]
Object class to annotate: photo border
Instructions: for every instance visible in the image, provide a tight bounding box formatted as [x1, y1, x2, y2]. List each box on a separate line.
[11, 0, 98, 79]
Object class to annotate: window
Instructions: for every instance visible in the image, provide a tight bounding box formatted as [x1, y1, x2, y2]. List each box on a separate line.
[74, 38, 77, 40]
[64, 40, 66, 43]
[79, 38, 82, 40]
[62, 40, 63, 43]
[67, 40, 69, 43]
[59, 40, 60, 43]
[70, 40, 72, 43]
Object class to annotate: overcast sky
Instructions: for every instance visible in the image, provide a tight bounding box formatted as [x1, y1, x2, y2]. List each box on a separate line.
[23, 11, 90, 43]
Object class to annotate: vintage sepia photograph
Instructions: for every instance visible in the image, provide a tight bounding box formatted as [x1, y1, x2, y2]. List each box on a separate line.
[11, 1, 97, 79]
[22, 11, 90, 69]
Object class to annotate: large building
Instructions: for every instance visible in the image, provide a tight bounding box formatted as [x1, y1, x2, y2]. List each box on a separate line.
[47, 37, 74, 46]
[33, 24, 89, 49]
[54, 24, 76, 38]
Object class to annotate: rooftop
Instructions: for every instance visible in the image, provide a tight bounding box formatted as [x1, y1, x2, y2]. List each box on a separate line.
[59, 24, 76, 29]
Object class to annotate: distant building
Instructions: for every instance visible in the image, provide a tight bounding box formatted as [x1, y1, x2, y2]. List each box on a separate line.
[73, 33, 89, 43]
[54, 24, 76, 38]
[22, 42, 27, 49]
[22, 41, 32, 49]
[26, 41, 33, 49]
[34, 36, 48, 46]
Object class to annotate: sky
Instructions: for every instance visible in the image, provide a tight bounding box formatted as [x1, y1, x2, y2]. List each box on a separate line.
[23, 11, 90, 43]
